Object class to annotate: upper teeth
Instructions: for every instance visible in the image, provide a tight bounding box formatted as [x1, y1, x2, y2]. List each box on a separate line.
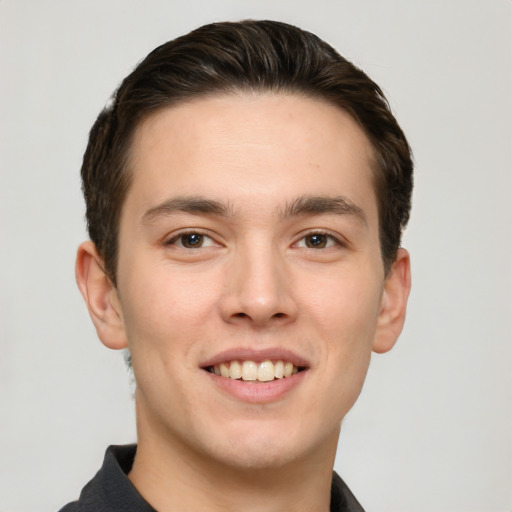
[211, 360, 299, 381]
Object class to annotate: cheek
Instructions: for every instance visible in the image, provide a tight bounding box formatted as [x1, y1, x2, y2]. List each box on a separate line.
[118, 262, 223, 354]
[304, 269, 382, 339]
[118, 266, 220, 412]
[302, 266, 383, 410]
[306, 280, 381, 420]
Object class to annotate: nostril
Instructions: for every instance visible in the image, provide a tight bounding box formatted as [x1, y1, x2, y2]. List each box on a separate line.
[234, 312, 285, 320]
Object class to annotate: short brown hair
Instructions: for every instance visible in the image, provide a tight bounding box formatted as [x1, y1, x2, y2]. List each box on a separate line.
[81, 19, 413, 283]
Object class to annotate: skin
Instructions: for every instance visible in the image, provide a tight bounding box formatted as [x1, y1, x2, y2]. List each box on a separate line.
[76, 93, 411, 512]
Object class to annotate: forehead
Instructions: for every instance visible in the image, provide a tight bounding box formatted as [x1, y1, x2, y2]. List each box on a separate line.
[126, 92, 377, 220]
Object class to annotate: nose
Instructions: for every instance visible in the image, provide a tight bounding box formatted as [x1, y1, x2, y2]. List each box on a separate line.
[219, 241, 298, 327]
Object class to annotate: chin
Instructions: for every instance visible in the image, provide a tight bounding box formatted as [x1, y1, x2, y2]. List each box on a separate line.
[211, 439, 301, 471]
[199, 422, 334, 472]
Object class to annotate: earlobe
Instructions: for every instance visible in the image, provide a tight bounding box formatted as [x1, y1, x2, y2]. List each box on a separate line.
[373, 248, 411, 354]
[75, 241, 128, 350]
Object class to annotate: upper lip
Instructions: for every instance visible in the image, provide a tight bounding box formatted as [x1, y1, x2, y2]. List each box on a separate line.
[201, 347, 310, 369]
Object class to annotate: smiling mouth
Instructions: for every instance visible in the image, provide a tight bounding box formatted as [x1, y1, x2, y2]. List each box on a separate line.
[205, 360, 305, 382]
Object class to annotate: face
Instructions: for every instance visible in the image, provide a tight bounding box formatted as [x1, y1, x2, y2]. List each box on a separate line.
[102, 93, 406, 470]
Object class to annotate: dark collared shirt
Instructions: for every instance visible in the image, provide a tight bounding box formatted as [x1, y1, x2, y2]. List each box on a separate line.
[59, 445, 365, 512]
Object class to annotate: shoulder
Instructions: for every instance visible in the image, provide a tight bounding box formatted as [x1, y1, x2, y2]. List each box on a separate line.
[331, 471, 366, 512]
[57, 445, 154, 512]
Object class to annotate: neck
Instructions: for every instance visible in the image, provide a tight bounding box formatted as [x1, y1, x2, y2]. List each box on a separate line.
[128, 407, 339, 512]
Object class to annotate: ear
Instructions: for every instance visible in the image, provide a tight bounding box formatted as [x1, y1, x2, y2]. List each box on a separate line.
[373, 248, 411, 354]
[75, 241, 128, 350]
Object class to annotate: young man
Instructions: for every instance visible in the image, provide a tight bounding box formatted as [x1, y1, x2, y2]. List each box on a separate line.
[63, 19, 412, 512]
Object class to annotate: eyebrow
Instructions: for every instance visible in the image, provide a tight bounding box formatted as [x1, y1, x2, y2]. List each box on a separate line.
[142, 196, 232, 223]
[142, 194, 366, 225]
[280, 195, 367, 224]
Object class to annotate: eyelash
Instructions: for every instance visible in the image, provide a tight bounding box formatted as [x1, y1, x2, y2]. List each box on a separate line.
[294, 231, 344, 249]
[165, 231, 217, 249]
[164, 230, 344, 250]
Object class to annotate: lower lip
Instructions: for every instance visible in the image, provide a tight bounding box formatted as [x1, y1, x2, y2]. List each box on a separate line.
[204, 370, 307, 403]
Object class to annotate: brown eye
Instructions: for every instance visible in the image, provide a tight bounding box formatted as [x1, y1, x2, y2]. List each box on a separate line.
[294, 232, 340, 250]
[180, 233, 204, 248]
[166, 231, 217, 249]
[305, 234, 328, 248]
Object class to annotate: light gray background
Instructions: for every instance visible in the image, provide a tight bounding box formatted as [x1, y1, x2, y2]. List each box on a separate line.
[1, 1, 510, 511]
